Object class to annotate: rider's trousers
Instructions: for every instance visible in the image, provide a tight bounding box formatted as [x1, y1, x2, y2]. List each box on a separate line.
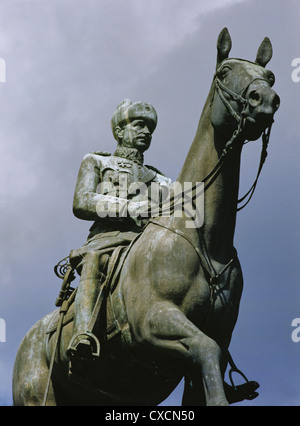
[71, 251, 108, 342]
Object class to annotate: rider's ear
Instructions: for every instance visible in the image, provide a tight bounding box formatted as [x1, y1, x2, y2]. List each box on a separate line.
[216, 27, 232, 68]
[115, 126, 123, 140]
[255, 37, 273, 67]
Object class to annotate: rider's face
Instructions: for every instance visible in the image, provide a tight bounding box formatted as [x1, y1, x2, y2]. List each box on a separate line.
[120, 119, 152, 152]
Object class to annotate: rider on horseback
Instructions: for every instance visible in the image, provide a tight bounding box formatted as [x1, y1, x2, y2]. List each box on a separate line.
[67, 99, 172, 377]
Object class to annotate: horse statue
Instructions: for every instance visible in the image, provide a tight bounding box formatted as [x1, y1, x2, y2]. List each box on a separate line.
[13, 28, 280, 406]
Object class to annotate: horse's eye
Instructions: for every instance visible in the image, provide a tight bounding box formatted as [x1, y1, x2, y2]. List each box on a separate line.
[266, 71, 275, 86]
[220, 66, 231, 78]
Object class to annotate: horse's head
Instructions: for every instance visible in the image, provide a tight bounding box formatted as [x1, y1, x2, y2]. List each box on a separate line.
[211, 28, 280, 142]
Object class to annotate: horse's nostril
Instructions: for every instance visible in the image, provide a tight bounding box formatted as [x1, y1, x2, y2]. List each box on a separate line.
[273, 94, 280, 111]
[248, 90, 261, 107]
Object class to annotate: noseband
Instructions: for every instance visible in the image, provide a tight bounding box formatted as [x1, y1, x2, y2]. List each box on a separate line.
[214, 65, 271, 124]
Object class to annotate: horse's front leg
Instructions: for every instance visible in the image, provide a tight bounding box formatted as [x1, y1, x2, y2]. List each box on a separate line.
[137, 301, 229, 406]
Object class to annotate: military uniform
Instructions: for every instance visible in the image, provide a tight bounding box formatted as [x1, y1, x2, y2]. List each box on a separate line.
[69, 148, 172, 274]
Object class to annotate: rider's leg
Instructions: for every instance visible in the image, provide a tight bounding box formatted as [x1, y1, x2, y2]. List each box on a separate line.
[67, 251, 108, 366]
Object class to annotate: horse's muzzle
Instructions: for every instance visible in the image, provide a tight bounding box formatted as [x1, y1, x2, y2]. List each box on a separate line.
[244, 84, 280, 140]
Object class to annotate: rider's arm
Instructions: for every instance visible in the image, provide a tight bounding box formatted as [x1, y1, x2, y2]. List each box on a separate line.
[72, 153, 126, 221]
[73, 153, 148, 221]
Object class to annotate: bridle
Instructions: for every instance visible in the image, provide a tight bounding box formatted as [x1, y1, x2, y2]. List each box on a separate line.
[213, 62, 274, 211]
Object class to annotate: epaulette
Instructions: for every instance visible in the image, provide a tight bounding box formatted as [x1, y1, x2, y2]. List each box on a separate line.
[146, 164, 166, 176]
[91, 151, 112, 156]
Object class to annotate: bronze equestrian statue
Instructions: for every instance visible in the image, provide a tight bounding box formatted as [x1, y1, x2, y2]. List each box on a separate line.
[13, 28, 280, 406]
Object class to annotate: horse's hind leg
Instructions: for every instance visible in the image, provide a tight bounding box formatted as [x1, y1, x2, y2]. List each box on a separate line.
[138, 301, 228, 406]
[13, 317, 56, 406]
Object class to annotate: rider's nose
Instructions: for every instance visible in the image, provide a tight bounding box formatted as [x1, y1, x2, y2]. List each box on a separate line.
[141, 125, 150, 133]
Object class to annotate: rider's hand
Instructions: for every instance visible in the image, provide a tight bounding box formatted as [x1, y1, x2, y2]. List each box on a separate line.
[127, 200, 149, 218]
[96, 195, 128, 218]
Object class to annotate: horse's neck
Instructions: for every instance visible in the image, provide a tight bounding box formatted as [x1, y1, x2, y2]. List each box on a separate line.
[177, 94, 242, 262]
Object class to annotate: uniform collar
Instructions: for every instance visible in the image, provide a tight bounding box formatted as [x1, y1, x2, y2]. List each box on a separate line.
[113, 146, 144, 165]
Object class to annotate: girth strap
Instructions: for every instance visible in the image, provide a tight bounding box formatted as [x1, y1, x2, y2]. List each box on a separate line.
[147, 219, 237, 300]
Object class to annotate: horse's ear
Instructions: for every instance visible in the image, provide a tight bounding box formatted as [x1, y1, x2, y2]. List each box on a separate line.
[216, 27, 232, 68]
[255, 37, 273, 67]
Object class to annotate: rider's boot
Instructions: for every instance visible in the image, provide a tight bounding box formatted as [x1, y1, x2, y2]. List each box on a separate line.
[67, 251, 106, 380]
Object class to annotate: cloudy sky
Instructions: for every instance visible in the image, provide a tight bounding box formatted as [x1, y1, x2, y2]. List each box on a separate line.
[0, 0, 299, 406]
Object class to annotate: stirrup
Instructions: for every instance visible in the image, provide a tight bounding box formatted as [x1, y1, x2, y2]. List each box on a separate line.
[67, 332, 100, 359]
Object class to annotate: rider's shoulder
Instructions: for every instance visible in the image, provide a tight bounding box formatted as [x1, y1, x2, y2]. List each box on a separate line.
[146, 164, 165, 176]
[91, 151, 112, 157]
[81, 151, 112, 164]
[146, 164, 173, 185]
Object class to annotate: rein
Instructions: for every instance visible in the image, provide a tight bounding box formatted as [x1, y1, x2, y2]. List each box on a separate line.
[236, 123, 272, 211]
